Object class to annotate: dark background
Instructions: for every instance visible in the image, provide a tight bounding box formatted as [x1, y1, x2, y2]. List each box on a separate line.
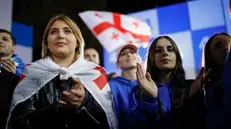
[13, 0, 188, 66]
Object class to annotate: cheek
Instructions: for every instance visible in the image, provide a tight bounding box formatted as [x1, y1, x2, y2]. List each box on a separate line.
[172, 55, 177, 66]
[47, 42, 53, 51]
[154, 56, 161, 68]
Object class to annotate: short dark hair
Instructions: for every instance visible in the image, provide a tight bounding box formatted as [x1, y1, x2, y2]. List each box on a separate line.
[0, 29, 16, 45]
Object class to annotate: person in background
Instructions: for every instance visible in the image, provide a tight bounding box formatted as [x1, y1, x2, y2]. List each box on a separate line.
[0, 30, 20, 129]
[109, 44, 142, 129]
[84, 47, 100, 65]
[0, 29, 25, 77]
[6, 15, 117, 129]
[190, 33, 231, 129]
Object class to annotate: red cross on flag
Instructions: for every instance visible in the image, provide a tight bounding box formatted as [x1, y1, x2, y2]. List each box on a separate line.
[79, 10, 152, 52]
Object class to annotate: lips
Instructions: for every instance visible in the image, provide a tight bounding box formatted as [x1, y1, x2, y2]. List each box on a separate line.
[55, 42, 67, 46]
[161, 59, 171, 63]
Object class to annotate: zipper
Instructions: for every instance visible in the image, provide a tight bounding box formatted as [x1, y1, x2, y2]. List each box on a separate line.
[65, 116, 68, 128]
[81, 106, 100, 124]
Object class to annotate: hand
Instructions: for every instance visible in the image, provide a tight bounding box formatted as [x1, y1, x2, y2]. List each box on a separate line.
[59, 78, 85, 108]
[189, 67, 212, 98]
[136, 63, 158, 97]
[0, 59, 16, 74]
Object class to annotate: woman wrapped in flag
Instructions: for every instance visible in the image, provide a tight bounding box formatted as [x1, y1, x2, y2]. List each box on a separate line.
[6, 15, 118, 129]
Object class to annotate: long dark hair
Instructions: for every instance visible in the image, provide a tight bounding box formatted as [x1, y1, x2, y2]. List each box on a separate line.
[204, 33, 230, 73]
[146, 36, 186, 123]
[204, 32, 230, 110]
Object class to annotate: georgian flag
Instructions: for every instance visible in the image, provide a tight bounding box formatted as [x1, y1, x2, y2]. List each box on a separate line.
[6, 56, 118, 129]
[79, 10, 152, 52]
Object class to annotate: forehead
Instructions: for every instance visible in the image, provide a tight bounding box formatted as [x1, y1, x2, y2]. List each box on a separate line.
[50, 20, 70, 29]
[85, 48, 98, 55]
[156, 38, 172, 47]
[0, 32, 11, 38]
[121, 48, 136, 53]
[211, 35, 229, 43]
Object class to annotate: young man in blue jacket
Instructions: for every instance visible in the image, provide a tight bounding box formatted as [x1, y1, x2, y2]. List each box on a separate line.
[109, 44, 143, 129]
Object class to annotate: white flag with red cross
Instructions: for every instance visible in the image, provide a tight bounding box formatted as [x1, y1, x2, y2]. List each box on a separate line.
[79, 10, 152, 52]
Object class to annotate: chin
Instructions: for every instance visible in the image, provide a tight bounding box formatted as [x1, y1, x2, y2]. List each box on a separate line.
[53, 51, 70, 57]
[159, 66, 174, 71]
[124, 65, 136, 69]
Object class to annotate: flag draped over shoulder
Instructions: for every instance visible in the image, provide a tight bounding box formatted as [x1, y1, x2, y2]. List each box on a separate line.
[79, 10, 152, 52]
[6, 56, 118, 129]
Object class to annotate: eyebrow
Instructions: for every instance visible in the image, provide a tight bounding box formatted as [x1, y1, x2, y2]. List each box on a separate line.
[49, 27, 71, 31]
[156, 45, 173, 48]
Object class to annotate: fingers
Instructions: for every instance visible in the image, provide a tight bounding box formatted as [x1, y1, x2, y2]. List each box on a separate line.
[60, 78, 86, 107]
[146, 72, 152, 81]
[202, 68, 212, 84]
[1, 59, 16, 73]
[60, 90, 84, 107]
[136, 63, 145, 80]
[71, 78, 84, 90]
[204, 68, 212, 78]
[58, 100, 67, 105]
[198, 67, 205, 77]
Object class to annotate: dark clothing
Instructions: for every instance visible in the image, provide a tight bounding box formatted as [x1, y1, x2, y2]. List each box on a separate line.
[0, 68, 19, 129]
[7, 76, 110, 129]
[179, 89, 207, 129]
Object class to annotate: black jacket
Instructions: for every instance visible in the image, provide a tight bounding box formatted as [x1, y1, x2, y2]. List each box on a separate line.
[0, 68, 19, 129]
[7, 76, 110, 129]
[178, 80, 207, 129]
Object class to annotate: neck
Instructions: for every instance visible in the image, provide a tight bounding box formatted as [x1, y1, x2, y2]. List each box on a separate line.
[159, 71, 172, 84]
[51, 53, 76, 67]
[121, 67, 137, 80]
[0, 53, 12, 60]
[211, 64, 224, 81]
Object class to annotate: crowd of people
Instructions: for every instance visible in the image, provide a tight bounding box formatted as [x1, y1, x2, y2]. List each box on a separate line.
[0, 14, 231, 129]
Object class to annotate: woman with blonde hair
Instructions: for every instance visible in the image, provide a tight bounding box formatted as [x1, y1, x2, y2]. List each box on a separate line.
[6, 15, 117, 129]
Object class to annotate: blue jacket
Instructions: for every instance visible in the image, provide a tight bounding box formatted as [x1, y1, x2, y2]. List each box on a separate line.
[12, 54, 25, 77]
[110, 76, 180, 129]
[128, 82, 176, 129]
[109, 76, 138, 129]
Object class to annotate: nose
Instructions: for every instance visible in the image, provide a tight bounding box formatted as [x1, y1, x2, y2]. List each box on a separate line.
[89, 56, 94, 61]
[57, 31, 65, 40]
[162, 48, 169, 57]
[127, 52, 133, 57]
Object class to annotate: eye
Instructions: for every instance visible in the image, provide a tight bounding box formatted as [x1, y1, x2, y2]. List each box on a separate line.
[130, 50, 136, 54]
[64, 29, 72, 34]
[2, 37, 9, 41]
[50, 30, 57, 34]
[167, 46, 174, 52]
[155, 49, 161, 53]
[214, 42, 223, 49]
[120, 52, 126, 56]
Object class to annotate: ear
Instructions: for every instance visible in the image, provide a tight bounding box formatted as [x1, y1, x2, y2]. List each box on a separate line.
[12, 45, 16, 53]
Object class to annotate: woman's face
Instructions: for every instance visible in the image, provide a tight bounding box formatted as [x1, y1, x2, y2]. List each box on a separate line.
[209, 35, 230, 65]
[47, 20, 78, 58]
[154, 38, 176, 71]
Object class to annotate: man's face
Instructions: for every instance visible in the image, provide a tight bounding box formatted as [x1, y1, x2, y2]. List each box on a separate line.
[117, 48, 139, 69]
[84, 48, 100, 64]
[0, 32, 15, 57]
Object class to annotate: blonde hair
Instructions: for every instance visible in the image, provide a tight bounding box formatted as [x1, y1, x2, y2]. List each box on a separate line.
[41, 14, 84, 60]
